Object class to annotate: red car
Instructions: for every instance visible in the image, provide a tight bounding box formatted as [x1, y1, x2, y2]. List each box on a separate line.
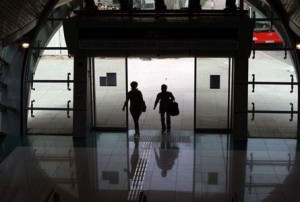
[253, 31, 283, 44]
[253, 22, 283, 44]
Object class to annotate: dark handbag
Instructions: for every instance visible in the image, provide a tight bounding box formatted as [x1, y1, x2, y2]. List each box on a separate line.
[142, 100, 147, 112]
[169, 101, 179, 116]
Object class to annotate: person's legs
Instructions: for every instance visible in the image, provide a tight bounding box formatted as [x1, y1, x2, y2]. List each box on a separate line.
[160, 112, 166, 132]
[133, 117, 139, 134]
[131, 110, 141, 135]
[166, 112, 171, 132]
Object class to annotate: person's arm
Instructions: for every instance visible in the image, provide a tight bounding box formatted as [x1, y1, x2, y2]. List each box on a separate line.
[170, 92, 175, 102]
[153, 93, 160, 109]
[122, 93, 129, 111]
[140, 91, 144, 101]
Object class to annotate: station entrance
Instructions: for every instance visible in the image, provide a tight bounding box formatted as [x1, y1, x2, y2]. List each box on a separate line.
[93, 57, 232, 132]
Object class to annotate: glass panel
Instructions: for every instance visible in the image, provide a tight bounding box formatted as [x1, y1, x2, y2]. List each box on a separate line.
[93, 0, 231, 10]
[248, 85, 298, 111]
[248, 50, 298, 138]
[196, 58, 230, 130]
[201, 0, 226, 10]
[93, 0, 272, 11]
[27, 56, 74, 134]
[30, 83, 73, 108]
[249, 51, 296, 82]
[27, 111, 73, 134]
[248, 114, 297, 138]
[95, 58, 127, 129]
[43, 25, 68, 56]
[128, 57, 194, 131]
[33, 56, 73, 80]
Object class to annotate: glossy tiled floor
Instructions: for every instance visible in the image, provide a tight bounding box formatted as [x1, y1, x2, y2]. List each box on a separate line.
[0, 131, 300, 202]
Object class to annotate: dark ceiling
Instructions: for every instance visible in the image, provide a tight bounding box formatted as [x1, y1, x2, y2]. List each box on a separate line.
[0, 0, 299, 47]
[0, 0, 72, 47]
[273, 0, 300, 36]
[0, 0, 50, 47]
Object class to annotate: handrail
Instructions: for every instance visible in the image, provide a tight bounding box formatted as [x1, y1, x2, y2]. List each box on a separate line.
[45, 189, 54, 202]
[45, 189, 60, 202]
[27, 100, 83, 118]
[27, 73, 80, 91]
[248, 102, 297, 121]
[246, 74, 297, 93]
[0, 57, 9, 66]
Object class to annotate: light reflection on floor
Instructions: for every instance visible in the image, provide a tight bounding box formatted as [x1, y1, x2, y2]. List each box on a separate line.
[0, 131, 299, 202]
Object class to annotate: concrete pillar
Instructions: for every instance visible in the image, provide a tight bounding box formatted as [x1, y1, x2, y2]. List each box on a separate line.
[73, 55, 92, 138]
[229, 141, 247, 202]
[232, 53, 249, 141]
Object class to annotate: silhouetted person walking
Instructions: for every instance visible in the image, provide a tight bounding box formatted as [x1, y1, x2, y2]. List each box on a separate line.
[85, 0, 98, 9]
[155, 0, 166, 12]
[153, 84, 175, 133]
[224, 0, 237, 12]
[188, 0, 201, 12]
[119, 0, 132, 11]
[123, 81, 144, 136]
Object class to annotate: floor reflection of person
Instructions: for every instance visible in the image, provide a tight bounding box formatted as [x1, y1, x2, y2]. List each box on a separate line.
[154, 135, 179, 177]
[124, 138, 139, 179]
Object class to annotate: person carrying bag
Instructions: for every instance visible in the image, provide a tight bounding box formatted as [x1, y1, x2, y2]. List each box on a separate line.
[153, 84, 176, 133]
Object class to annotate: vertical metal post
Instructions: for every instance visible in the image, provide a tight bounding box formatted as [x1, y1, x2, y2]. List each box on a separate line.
[125, 57, 128, 131]
[227, 57, 231, 130]
[91, 57, 96, 128]
[193, 58, 197, 202]
[194, 57, 197, 132]
[80, 0, 84, 9]
[239, 0, 244, 11]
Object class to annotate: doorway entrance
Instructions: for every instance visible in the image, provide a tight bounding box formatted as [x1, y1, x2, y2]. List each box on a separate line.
[92, 57, 232, 132]
[127, 57, 195, 132]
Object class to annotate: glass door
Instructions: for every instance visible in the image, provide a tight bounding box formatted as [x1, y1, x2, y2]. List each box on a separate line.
[195, 57, 232, 131]
[127, 57, 194, 131]
[94, 57, 127, 130]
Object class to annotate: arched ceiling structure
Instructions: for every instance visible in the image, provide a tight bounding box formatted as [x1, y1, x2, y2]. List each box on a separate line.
[274, 0, 300, 36]
[0, 0, 299, 47]
[0, 0, 72, 47]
